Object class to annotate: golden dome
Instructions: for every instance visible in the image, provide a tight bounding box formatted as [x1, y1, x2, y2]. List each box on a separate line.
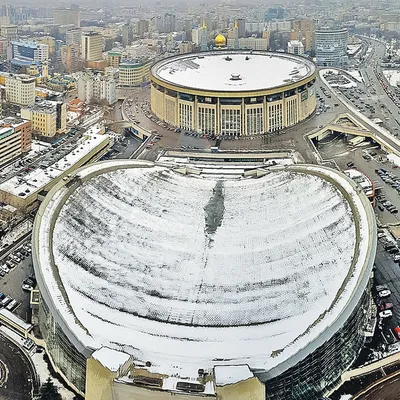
[215, 34, 226, 46]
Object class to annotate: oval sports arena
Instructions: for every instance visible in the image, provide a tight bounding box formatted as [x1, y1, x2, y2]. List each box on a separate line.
[150, 51, 317, 136]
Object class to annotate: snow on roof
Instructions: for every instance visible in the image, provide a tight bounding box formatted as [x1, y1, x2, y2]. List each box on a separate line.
[92, 347, 131, 372]
[0, 133, 109, 197]
[152, 51, 316, 92]
[214, 365, 253, 386]
[35, 162, 374, 379]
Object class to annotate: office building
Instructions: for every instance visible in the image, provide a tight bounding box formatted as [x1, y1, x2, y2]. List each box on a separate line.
[21, 100, 66, 137]
[81, 32, 103, 62]
[60, 44, 80, 73]
[163, 13, 176, 33]
[287, 40, 304, 55]
[315, 28, 348, 67]
[137, 20, 149, 38]
[227, 37, 269, 51]
[66, 29, 81, 46]
[237, 18, 246, 38]
[5, 74, 35, 106]
[0, 25, 17, 40]
[53, 8, 80, 28]
[291, 19, 315, 53]
[119, 59, 152, 87]
[37, 36, 55, 55]
[11, 41, 49, 63]
[0, 118, 31, 167]
[121, 24, 130, 47]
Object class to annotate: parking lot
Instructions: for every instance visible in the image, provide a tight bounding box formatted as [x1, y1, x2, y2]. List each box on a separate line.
[0, 241, 34, 320]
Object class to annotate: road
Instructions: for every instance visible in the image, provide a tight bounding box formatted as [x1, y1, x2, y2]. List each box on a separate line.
[358, 373, 400, 399]
[0, 333, 34, 400]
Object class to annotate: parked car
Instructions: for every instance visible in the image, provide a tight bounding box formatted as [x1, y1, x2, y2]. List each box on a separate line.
[378, 289, 392, 298]
[379, 302, 393, 311]
[379, 310, 393, 318]
[21, 284, 33, 291]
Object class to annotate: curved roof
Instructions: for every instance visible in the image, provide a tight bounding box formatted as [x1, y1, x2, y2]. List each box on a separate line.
[151, 51, 316, 93]
[33, 161, 376, 378]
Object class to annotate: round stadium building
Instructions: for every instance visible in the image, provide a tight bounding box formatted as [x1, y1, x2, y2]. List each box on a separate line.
[150, 51, 317, 136]
[32, 160, 376, 400]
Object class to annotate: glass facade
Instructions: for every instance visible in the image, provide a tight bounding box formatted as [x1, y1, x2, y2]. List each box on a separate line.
[39, 300, 87, 393]
[265, 289, 371, 400]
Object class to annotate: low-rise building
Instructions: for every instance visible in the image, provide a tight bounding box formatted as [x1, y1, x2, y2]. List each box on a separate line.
[119, 59, 152, 87]
[0, 131, 110, 212]
[0, 117, 31, 167]
[78, 71, 117, 105]
[226, 37, 269, 50]
[11, 41, 49, 64]
[5, 74, 35, 106]
[287, 40, 304, 55]
[21, 100, 66, 137]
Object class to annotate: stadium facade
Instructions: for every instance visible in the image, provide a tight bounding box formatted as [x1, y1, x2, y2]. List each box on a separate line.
[150, 51, 317, 136]
[32, 160, 377, 400]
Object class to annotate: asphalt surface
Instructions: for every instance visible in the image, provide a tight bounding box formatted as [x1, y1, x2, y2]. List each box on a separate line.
[358, 373, 400, 399]
[0, 333, 33, 400]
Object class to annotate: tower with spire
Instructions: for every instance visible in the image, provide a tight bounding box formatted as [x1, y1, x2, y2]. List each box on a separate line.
[200, 19, 208, 52]
[234, 19, 239, 50]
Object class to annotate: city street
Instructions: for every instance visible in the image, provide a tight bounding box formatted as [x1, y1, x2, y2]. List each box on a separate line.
[0, 333, 34, 400]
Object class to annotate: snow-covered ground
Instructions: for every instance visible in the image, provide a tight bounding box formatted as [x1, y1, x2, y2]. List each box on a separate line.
[347, 69, 364, 83]
[66, 111, 80, 123]
[32, 352, 75, 399]
[383, 69, 400, 87]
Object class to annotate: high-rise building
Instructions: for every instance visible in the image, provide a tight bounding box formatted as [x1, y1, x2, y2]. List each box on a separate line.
[291, 19, 315, 53]
[200, 20, 207, 51]
[53, 8, 80, 28]
[237, 18, 246, 38]
[315, 28, 348, 67]
[137, 20, 149, 38]
[60, 44, 80, 73]
[184, 19, 192, 41]
[5, 74, 35, 106]
[81, 32, 103, 62]
[163, 13, 176, 33]
[66, 29, 81, 46]
[233, 20, 239, 49]
[287, 40, 304, 55]
[121, 24, 130, 47]
[37, 36, 55, 55]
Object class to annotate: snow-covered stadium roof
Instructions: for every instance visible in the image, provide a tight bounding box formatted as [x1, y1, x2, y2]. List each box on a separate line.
[151, 51, 316, 93]
[33, 160, 376, 378]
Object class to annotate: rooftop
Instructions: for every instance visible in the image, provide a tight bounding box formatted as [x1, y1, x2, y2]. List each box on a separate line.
[151, 51, 316, 92]
[35, 161, 375, 378]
